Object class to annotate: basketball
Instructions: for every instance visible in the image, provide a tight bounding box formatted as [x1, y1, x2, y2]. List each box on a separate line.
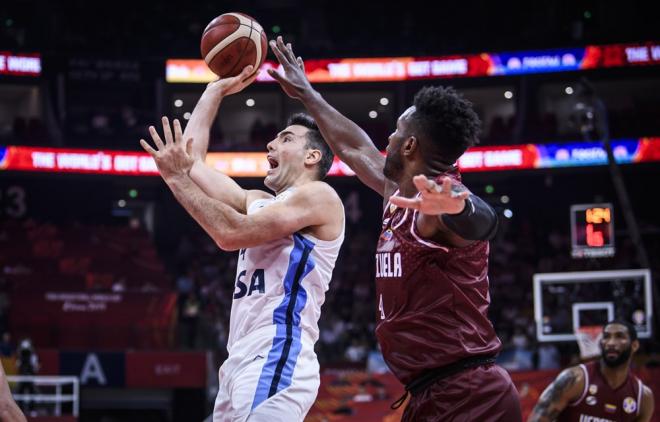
[200, 12, 268, 79]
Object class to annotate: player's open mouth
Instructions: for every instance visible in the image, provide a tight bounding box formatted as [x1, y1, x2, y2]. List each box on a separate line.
[267, 157, 279, 169]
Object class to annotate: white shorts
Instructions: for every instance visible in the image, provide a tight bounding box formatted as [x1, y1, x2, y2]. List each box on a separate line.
[213, 324, 320, 422]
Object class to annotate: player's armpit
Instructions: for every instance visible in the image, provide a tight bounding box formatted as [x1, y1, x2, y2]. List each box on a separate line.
[221, 182, 344, 250]
[637, 385, 655, 422]
[527, 367, 584, 422]
[189, 160, 251, 213]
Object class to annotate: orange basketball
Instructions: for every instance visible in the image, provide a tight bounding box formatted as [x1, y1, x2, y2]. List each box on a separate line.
[200, 12, 268, 78]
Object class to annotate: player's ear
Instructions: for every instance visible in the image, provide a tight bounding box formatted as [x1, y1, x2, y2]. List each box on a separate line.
[402, 136, 418, 156]
[305, 148, 322, 166]
[631, 339, 640, 354]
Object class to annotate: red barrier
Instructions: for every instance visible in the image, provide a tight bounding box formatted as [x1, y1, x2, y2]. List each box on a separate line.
[307, 368, 660, 421]
[9, 291, 177, 350]
[125, 351, 207, 388]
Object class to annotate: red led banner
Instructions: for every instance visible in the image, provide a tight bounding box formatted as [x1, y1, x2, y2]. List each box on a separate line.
[167, 41, 659, 83]
[0, 52, 41, 76]
[1, 138, 659, 176]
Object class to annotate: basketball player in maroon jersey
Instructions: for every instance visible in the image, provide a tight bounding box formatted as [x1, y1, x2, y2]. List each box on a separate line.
[269, 37, 521, 421]
[528, 321, 654, 422]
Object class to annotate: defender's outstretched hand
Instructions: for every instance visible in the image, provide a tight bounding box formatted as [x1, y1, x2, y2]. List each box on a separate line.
[206, 65, 257, 97]
[389, 175, 469, 215]
[140, 117, 195, 181]
[268, 36, 312, 99]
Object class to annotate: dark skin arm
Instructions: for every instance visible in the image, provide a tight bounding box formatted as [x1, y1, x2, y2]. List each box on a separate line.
[268, 36, 395, 198]
[528, 367, 585, 422]
[637, 385, 654, 422]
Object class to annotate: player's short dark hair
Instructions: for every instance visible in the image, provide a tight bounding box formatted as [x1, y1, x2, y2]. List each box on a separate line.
[410, 86, 481, 165]
[287, 113, 334, 179]
[604, 320, 638, 342]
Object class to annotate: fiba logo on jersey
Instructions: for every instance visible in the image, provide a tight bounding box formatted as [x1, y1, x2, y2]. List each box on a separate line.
[622, 397, 637, 414]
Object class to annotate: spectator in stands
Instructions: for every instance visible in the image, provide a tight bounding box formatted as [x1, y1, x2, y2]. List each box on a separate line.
[366, 344, 389, 374]
[180, 292, 201, 349]
[537, 343, 561, 370]
[16, 339, 39, 415]
[0, 333, 14, 358]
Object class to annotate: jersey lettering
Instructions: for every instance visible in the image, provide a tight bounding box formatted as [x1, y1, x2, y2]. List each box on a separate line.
[375, 252, 402, 278]
[234, 269, 266, 299]
[233, 270, 247, 299]
[579, 415, 615, 422]
[378, 294, 385, 320]
[248, 269, 265, 296]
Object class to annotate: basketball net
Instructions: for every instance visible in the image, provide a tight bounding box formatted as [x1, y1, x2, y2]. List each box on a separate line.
[575, 325, 602, 360]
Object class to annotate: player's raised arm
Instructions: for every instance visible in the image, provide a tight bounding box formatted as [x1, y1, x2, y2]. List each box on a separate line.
[268, 36, 390, 197]
[169, 66, 263, 213]
[142, 115, 342, 250]
[527, 367, 585, 422]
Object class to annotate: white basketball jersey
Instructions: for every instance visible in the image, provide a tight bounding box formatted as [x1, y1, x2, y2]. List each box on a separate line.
[226, 188, 344, 354]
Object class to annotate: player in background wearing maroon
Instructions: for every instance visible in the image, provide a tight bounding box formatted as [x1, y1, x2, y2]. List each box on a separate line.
[268, 36, 521, 421]
[528, 321, 654, 422]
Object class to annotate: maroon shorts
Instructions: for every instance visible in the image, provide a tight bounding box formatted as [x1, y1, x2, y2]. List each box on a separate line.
[402, 364, 522, 422]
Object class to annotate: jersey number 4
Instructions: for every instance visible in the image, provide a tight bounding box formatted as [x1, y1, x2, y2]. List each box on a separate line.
[379, 294, 385, 320]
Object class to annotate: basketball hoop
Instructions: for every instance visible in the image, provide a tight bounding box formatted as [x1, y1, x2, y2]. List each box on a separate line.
[575, 325, 602, 360]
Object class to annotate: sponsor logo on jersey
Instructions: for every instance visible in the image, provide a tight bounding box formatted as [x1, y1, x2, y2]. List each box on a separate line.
[578, 415, 615, 422]
[604, 403, 617, 413]
[375, 252, 402, 278]
[622, 397, 637, 414]
[589, 384, 598, 395]
[586, 396, 597, 406]
[382, 217, 390, 227]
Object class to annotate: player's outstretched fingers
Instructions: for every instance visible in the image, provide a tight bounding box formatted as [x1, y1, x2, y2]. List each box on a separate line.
[285, 42, 297, 64]
[172, 119, 183, 144]
[389, 195, 422, 210]
[148, 126, 165, 150]
[161, 116, 174, 145]
[269, 40, 288, 66]
[140, 139, 157, 156]
[412, 175, 435, 193]
[439, 177, 453, 195]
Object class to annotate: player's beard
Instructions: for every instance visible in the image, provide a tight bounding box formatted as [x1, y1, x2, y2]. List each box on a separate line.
[383, 145, 404, 181]
[601, 344, 632, 368]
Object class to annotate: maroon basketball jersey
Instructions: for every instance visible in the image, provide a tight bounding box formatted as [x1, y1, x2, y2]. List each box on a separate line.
[558, 361, 645, 422]
[375, 171, 501, 385]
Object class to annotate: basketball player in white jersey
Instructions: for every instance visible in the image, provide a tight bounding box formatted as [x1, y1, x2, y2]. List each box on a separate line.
[140, 65, 345, 421]
[1, 363, 27, 422]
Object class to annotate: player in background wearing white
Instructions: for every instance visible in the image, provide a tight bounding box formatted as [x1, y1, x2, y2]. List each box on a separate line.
[140, 65, 345, 422]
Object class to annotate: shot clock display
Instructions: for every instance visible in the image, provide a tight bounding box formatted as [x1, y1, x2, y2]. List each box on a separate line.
[571, 203, 615, 258]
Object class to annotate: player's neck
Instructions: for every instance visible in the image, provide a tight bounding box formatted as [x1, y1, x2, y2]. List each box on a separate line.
[398, 163, 428, 197]
[275, 173, 315, 195]
[599, 359, 630, 389]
